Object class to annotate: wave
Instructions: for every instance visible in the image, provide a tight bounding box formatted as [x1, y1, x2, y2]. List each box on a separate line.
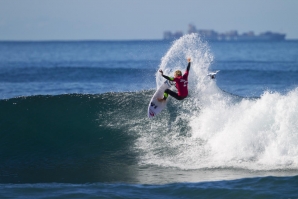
[0, 92, 153, 183]
[1, 85, 298, 183]
[136, 88, 298, 171]
[1, 34, 298, 184]
[136, 34, 298, 171]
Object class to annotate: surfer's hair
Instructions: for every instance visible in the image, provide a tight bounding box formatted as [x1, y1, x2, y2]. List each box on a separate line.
[174, 70, 182, 77]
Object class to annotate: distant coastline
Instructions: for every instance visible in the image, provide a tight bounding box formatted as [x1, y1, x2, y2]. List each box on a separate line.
[164, 24, 286, 41]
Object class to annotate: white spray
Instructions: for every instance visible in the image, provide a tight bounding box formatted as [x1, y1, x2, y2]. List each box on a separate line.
[136, 34, 298, 171]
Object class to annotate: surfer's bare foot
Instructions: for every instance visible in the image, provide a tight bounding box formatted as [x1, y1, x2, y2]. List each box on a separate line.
[157, 98, 166, 102]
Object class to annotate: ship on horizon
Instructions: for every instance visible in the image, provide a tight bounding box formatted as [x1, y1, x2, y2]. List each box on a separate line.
[163, 24, 286, 41]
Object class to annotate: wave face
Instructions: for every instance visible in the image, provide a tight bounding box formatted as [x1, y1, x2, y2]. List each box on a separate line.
[0, 92, 152, 183]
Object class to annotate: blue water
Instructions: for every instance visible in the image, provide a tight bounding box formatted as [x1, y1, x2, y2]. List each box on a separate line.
[0, 35, 298, 198]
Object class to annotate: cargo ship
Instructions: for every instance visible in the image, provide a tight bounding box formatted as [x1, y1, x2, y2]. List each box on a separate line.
[163, 24, 286, 41]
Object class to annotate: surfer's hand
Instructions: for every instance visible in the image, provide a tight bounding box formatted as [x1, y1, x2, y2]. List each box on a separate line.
[159, 69, 163, 75]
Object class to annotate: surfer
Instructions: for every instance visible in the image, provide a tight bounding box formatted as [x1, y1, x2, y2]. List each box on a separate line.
[157, 58, 191, 102]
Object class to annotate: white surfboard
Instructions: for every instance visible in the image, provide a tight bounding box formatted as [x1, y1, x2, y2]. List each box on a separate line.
[148, 80, 174, 118]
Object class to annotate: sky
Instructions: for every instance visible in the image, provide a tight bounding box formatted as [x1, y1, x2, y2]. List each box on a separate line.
[0, 0, 297, 41]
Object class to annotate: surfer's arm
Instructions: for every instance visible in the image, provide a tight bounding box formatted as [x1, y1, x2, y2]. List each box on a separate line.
[159, 69, 174, 81]
[186, 58, 191, 72]
[162, 75, 174, 81]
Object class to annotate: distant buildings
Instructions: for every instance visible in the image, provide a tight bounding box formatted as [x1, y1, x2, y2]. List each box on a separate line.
[163, 24, 286, 41]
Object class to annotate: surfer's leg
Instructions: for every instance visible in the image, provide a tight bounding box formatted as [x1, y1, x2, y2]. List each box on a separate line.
[157, 93, 167, 102]
[157, 89, 171, 102]
[164, 89, 185, 100]
[164, 89, 176, 99]
[157, 89, 185, 102]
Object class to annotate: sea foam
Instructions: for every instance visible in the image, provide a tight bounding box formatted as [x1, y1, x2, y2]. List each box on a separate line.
[137, 34, 298, 171]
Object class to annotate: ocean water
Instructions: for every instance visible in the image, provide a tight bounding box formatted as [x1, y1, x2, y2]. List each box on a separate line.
[0, 34, 298, 198]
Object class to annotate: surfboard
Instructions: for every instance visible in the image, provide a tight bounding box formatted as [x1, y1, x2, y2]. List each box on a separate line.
[148, 80, 174, 118]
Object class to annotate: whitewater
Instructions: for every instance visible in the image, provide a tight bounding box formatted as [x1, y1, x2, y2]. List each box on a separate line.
[136, 34, 298, 172]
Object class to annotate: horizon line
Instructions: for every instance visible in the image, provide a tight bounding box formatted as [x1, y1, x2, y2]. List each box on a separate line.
[0, 38, 297, 43]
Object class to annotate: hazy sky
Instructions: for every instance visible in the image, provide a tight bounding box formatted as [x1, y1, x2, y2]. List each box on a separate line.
[0, 0, 297, 40]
